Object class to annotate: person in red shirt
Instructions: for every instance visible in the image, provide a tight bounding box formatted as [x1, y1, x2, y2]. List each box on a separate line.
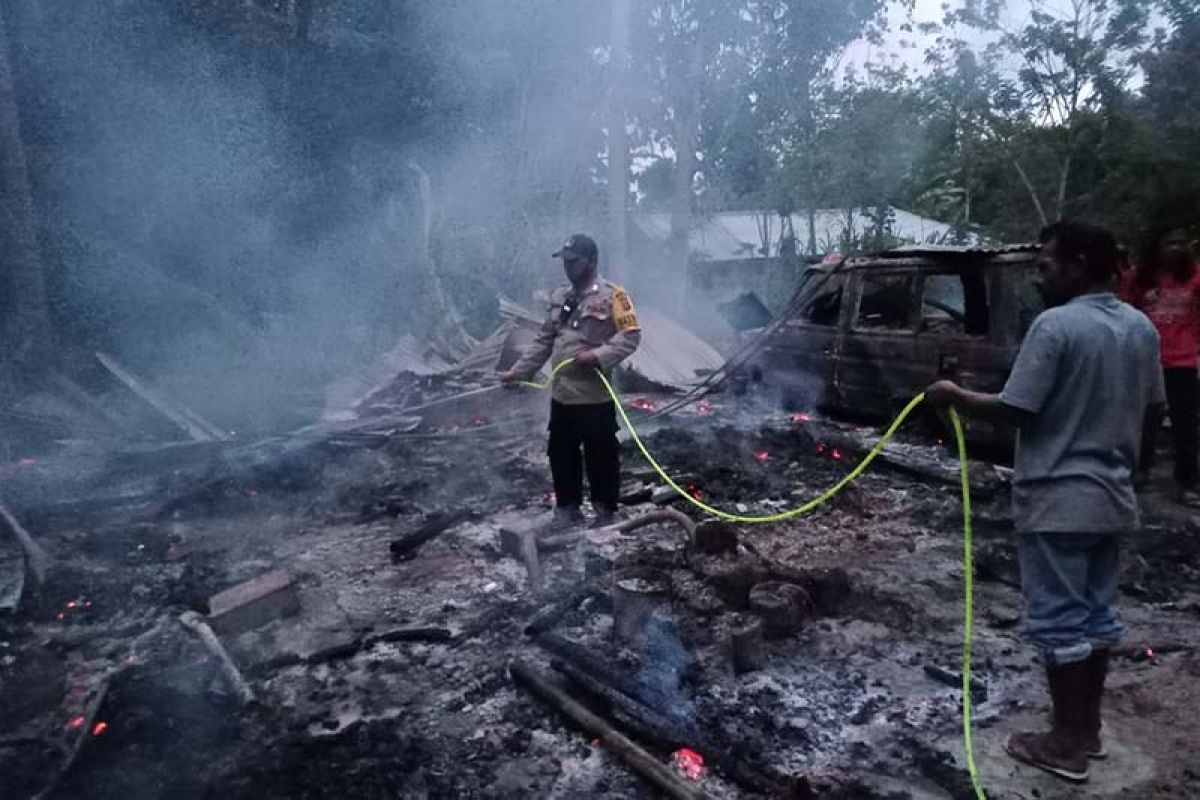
[1121, 227, 1200, 505]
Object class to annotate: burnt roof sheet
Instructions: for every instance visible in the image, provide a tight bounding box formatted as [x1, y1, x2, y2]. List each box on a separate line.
[877, 243, 1039, 256]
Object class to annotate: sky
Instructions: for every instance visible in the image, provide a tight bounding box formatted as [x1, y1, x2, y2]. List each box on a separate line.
[842, 0, 1170, 81]
[840, 0, 1032, 77]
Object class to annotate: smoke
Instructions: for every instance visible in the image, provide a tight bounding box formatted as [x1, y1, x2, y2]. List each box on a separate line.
[635, 607, 696, 726]
[7, 1, 630, 433]
[7, 0, 897, 438]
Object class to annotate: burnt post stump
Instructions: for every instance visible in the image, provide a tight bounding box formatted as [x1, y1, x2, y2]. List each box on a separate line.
[729, 615, 765, 674]
[693, 555, 764, 609]
[692, 520, 738, 555]
[749, 581, 813, 640]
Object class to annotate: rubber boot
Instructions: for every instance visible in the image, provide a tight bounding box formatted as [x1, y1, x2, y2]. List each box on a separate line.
[1005, 660, 1091, 783]
[1080, 649, 1110, 759]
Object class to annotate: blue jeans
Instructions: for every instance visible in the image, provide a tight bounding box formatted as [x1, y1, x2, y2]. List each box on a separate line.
[1018, 533, 1124, 665]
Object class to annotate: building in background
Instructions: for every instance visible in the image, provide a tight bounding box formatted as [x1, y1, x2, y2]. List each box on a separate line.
[630, 207, 960, 315]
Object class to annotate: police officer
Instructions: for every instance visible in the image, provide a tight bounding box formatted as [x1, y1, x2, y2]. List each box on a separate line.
[499, 234, 642, 528]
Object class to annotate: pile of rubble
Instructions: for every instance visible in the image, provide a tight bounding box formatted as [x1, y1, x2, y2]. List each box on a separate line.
[3, 322, 1200, 799]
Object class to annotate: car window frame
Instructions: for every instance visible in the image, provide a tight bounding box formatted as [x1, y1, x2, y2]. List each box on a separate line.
[849, 268, 919, 333]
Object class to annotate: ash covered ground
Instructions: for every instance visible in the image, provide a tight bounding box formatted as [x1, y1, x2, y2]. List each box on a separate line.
[2, 392, 1199, 800]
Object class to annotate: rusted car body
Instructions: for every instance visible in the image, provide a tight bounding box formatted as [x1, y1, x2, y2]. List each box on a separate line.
[756, 245, 1044, 446]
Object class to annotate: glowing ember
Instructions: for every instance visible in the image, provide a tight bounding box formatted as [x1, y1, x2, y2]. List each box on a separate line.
[791, 412, 812, 423]
[92, 721, 109, 736]
[816, 443, 827, 454]
[672, 748, 706, 781]
[831, 449, 843, 460]
[753, 450, 770, 464]
[57, 598, 93, 621]
[687, 485, 706, 501]
[696, 400, 713, 417]
[1147, 648, 1155, 658]
[66, 716, 86, 730]
[628, 397, 657, 412]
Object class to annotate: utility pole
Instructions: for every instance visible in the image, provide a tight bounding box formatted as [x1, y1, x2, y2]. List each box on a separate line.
[606, 0, 631, 281]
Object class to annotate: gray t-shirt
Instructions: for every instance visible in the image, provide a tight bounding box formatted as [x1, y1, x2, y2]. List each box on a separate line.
[999, 293, 1165, 533]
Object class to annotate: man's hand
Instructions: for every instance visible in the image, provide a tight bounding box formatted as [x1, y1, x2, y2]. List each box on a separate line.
[924, 379, 964, 408]
[497, 369, 521, 387]
[573, 350, 601, 368]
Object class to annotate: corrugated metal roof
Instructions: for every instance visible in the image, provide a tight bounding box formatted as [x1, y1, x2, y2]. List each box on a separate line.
[882, 243, 1038, 256]
[633, 208, 962, 261]
[623, 308, 725, 390]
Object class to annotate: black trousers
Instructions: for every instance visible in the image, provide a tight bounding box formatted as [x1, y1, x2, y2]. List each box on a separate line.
[1142, 366, 1199, 489]
[548, 400, 620, 511]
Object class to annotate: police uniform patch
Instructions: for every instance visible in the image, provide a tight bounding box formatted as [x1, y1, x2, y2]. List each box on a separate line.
[611, 286, 640, 332]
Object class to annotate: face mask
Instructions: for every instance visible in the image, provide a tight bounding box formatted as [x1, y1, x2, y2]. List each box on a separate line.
[564, 257, 591, 284]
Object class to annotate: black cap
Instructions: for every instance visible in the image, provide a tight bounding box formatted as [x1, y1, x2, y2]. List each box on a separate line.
[552, 233, 598, 262]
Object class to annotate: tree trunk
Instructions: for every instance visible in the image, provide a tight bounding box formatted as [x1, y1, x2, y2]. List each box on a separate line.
[1008, 155, 1048, 227]
[606, 0, 631, 282]
[806, 204, 817, 256]
[960, 115, 971, 229]
[0, 5, 51, 388]
[667, 38, 703, 303]
[1054, 149, 1073, 221]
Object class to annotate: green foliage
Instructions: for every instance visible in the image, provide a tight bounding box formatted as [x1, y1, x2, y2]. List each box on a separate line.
[11, 0, 1200, 398]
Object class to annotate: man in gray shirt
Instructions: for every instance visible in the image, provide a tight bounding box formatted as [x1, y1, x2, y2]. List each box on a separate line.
[926, 221, 1165, 784]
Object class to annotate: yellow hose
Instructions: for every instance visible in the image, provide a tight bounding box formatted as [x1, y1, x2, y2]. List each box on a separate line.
[519, 360, 986, 799]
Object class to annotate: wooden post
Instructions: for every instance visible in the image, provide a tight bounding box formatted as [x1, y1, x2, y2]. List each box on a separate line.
[606, 0, 631, 280]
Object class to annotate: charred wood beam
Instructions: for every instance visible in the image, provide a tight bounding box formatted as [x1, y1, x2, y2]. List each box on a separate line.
[47, 372, 137, 437]
[369, 626, 454, 645]
[534, 631, 700, 724]
[96, 352, 228, 442]
[923, 664, 987, 701]
[398, 384, 503, 416]
[518, 528, 543, 595]
[178, 612, 255, 706]
[510, 660, 709, 800]
[545, 638, 795, 798]
[451, 599, 529, 648]
[388, 509, 474, 562]
[32, 673, 115, 800]
[551, 657, 688, 745]
[0, 500, 48, 584]
[523, 582, 600, 636]
[535, 632, 655, 711]
[266, 626, 456, 670]
[1118, 643, 1195, 661]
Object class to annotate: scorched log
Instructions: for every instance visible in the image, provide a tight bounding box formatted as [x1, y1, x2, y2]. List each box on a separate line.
[388, 509, 474, 561]
[510, 660, 708, 800]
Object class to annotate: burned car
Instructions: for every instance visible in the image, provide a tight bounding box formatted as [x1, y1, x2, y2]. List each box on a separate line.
[753, 244, 1044, 445]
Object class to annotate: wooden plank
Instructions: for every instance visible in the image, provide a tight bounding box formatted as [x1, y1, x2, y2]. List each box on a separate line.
[95, 352, 228, 441]
[0, 501, 48, 584]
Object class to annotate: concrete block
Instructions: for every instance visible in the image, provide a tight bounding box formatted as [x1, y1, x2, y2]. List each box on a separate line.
[208, 569, 300, 634]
